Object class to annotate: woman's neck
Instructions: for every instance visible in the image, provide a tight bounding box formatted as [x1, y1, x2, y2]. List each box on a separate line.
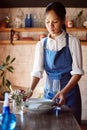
[50, 30, 62, 39]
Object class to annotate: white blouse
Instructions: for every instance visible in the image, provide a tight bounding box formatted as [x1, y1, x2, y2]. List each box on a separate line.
[31, 31, 84, 78]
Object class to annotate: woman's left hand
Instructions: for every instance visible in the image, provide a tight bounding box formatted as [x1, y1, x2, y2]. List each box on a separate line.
[52, 91, 66, 106]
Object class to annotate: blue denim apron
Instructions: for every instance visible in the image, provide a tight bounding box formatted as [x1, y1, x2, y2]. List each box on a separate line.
[43, 33, 81, 124]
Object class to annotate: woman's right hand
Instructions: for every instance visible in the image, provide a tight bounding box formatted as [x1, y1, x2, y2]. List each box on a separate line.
[24, 76, 40, 100]
[26, 90, 33, 98]
[23, 89, 33, 101]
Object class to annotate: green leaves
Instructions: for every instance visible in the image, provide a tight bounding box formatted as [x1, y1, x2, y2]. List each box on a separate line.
[77, 10, 83, 18]
[2, 76, 6, 86]
[6, 79, 11, 88]
[76, 10, 84, 20]
[0, 66, 4, 70]
[7, 66, 14, 73]
[6, 55, 10, 63]
[0, 71, 4, 77]
[10, 58, 16, 63]
[5, 55, 16, 64]
[0, 55, 16, 88]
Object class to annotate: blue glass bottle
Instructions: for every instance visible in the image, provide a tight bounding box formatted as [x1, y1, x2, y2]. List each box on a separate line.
[25, 14, 29, 27]
[0, 93, 16, 130]
[29, 13, 33, 27]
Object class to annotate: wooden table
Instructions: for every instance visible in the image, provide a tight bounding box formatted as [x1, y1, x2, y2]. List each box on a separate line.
[16, 106, 81, 130]
[0, 103, 81, 130]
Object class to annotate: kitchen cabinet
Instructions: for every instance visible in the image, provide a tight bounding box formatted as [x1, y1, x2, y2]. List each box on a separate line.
[0, 27, 87, 45]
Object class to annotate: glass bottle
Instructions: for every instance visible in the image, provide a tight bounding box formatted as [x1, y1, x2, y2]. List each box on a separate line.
[0, 93, 16, 130]
[25, 14, 29, 27]
[33, 15, 38, 27]
[29, 13, 33, 27]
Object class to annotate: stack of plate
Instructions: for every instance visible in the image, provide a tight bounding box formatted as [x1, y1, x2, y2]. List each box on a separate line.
[23, 98, 56, 114]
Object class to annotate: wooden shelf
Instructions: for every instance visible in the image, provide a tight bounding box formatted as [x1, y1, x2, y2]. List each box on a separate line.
[0, 27, 47, 32]
[81, 41, 87, 46]
[0, 40, 87, 46]
[0, 40, 38, 45]
[66, 27, 87, 32]
[0, 27, 87, 32]
[0, 27, 87, 45]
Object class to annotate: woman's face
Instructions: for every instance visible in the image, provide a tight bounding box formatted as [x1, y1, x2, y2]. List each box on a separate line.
[45, 10, 64, 37]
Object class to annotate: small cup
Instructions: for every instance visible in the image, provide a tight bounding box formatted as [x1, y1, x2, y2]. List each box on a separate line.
[13, 32, 20, 41]
[66, 20, 74, 28]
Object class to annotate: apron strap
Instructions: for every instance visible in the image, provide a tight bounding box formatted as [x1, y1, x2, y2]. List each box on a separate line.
[66, 33, 69, 46]
[44, 37, 48, 48]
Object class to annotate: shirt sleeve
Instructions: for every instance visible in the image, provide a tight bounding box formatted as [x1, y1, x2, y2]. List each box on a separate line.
[31, 40, 44, 78]
[70, 36, 84, 75]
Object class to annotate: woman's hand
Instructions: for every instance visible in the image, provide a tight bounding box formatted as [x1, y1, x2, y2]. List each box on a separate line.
[52, 91, 66, 106]
[25, 76, 40, 100]
[23, 89, 33, 101]
[26, 90, 33, 98]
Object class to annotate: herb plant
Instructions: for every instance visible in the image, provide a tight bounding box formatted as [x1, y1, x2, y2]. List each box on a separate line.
[0, 55, 16, 90]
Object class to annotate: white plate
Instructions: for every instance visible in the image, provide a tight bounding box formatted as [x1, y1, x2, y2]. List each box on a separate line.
[24, 98, 55, 107]
[27, 104, 55, 114]
[23, 98, 55, 114]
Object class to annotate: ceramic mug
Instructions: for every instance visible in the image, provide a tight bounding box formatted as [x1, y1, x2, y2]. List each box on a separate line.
[66, 20, 74, 28]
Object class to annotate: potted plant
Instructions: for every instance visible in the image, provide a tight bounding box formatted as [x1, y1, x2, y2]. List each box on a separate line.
[75, 10, 85, 27]
[11, 89, 26, 113]
[0, 55, 16, 100]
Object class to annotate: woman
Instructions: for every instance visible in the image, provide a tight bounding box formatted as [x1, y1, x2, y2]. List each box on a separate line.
[27, 2, 84, 124]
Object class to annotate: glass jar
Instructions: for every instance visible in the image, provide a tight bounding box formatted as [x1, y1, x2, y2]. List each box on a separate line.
[13, 16, 22, 28]
[12, 99, 23, 114]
